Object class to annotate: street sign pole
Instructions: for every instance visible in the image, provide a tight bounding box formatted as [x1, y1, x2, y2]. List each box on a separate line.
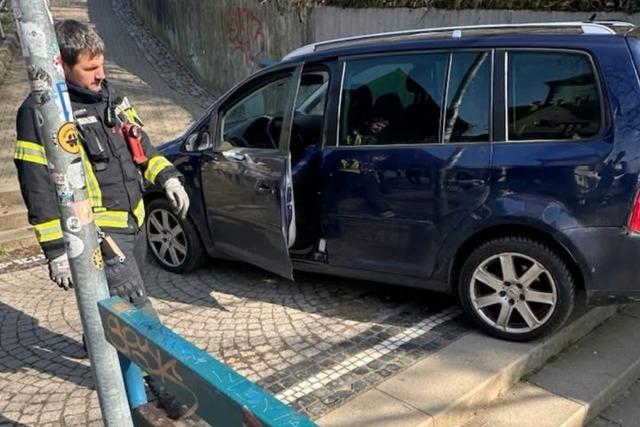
[12, 1, 133, 425]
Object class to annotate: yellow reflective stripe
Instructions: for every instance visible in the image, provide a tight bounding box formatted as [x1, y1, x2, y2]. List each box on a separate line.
[133, 199, 145, 227]
[34, 219, 62, 243]
[94, 210, 129, 228]
[15, 140, 47, 165]
[144, 156, 172, 183]
[79, 146, 102, 208]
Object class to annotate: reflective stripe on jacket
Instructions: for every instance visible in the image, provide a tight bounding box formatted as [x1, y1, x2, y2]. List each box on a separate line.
[14, 81, 180, 259]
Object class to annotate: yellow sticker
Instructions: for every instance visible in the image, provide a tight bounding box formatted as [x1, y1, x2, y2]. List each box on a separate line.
[92, 247, 104, 270]
[57, 122, 80, 154]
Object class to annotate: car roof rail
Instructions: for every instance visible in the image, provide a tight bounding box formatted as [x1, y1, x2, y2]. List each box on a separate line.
[283, 21, 635, 60]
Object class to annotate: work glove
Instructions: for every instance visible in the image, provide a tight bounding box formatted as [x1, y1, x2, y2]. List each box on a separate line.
[48, 253, 73, 290]
[105, 256, 149, 308]
[163, 177, 189, 219]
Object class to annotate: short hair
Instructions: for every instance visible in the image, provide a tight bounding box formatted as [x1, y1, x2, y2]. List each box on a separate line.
[54, 20, 105, 66]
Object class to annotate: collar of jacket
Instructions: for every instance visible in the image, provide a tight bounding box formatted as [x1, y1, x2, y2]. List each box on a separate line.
[67, 80, 109, 104]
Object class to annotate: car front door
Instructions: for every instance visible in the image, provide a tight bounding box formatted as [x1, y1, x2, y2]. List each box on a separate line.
[321, 51, 493, 280]
[200, 66, 301, 279]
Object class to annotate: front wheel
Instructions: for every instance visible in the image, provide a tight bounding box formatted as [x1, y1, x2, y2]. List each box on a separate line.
[145, 198, 204, 273]
[458, 236, 575, 341]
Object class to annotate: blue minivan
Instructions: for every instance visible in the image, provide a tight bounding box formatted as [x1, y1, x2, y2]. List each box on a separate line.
[145, 22, 640, 341]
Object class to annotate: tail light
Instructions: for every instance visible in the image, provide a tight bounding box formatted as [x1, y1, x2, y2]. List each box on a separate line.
[628, 189, 640, 233]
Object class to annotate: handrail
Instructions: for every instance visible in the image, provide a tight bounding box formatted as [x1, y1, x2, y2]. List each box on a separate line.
[99, 297, 318, 426]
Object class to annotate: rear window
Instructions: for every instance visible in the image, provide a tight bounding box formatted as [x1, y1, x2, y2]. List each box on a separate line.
[507, 51, 602, 141]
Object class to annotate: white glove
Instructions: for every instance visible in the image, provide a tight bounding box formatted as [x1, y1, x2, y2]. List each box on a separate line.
[164, 177, 189, 219]
[48, 253, 73, 290]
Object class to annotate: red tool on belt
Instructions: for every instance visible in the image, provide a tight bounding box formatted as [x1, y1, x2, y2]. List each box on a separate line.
[122, 122, 148, 165]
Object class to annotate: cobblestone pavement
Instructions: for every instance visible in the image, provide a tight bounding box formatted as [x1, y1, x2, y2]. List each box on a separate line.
[0, 1, 471, 425]
[0, 257, 467, 426]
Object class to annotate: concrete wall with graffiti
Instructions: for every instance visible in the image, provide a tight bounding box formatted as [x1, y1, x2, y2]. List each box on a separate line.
[129, 0, 640, 96]
[130, 0, 306, 95]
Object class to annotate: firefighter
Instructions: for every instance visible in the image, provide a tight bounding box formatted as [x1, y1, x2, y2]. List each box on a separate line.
[14, 19, 190, 415]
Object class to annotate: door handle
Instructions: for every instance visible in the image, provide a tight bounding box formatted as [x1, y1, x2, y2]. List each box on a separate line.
[257, 182, 276, 194]
[446, 178, 486, 188]
[223, 151, 246, 161]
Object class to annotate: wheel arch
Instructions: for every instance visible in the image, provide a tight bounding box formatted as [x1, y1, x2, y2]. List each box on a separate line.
[448, 224, 585, 299]
[144, 190, 217, 258]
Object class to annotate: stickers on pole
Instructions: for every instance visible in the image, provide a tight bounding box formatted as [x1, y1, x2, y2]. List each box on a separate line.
[72, 199, 93, 225]
[63, 232, 84, 258]
[26, 65, 52, 92]
[19, 22, 48, 58]
[55, 82, 73, 122]
[66, 216, 81, 233]
[57, 122, 80, 154]
[52, 50, 65, 78]
[92, 247, 104, 270]
[67, 158, 86, 190]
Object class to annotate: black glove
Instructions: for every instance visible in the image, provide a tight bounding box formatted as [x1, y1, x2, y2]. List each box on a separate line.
[48, 254, 73, 290]
[105, 256, 149, 308]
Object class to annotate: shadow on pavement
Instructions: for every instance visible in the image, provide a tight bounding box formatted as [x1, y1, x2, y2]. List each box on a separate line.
[142, 256, 457, 325]
[0, 415, 28, 427]
[0, 301, 93, 389]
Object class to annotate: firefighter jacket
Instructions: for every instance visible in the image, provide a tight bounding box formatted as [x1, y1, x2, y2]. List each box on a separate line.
[14, 80, 180, 260]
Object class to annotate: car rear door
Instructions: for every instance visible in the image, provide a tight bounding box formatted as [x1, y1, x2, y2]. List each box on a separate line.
[321, 50, 493, 279]
[199, 66, 302, 279]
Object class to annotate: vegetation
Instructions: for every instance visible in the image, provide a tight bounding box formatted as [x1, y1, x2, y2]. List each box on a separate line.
[0, 7, 16, 37]
[288, 0, 640, 12]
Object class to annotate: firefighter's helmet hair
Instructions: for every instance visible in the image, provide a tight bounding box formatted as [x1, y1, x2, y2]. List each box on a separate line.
[54, 19, 105, 66]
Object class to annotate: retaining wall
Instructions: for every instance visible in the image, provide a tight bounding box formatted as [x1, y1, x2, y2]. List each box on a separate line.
[129, 1, 640, 95]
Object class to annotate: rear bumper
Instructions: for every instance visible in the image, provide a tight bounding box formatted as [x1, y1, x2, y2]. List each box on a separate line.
[563, 227, 640, 305]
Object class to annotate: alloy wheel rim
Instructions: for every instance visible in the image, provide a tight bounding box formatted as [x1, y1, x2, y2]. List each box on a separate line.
[147, 208, 188, 268]
[469, 252, 557, 334]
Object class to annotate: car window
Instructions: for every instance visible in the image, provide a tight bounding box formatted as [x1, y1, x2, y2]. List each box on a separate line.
[444, 51, 491, 143]
[339, 53, 448, 146]
[507, 51, 602, 141]
[291, 70, 329, 166]
[221, 74, 293, 149]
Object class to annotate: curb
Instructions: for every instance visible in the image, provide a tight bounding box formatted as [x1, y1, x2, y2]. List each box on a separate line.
[317, 304, 620, 427]
[463, 306, 640, 427]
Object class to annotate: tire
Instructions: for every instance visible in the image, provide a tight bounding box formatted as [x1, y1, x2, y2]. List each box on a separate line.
[145, 198, 205, 273]
[458, 236, 575, 342]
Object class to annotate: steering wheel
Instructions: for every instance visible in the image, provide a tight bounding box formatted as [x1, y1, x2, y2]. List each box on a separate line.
[225, 134, 249, 148]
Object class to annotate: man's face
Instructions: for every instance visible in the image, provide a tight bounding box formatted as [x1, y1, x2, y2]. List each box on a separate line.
[62, 52, 105, 92]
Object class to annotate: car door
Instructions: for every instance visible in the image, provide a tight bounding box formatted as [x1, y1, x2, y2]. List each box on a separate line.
[321, 51, 493, 279]
[199, 66, 302, 279]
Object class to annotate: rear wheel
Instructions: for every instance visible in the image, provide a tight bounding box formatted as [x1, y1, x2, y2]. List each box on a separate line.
[146, 198, 204, 273]
[458, 236, 575, 341]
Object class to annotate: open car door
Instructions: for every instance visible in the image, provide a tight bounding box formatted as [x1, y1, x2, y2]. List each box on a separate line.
[199, 67, 301, 279]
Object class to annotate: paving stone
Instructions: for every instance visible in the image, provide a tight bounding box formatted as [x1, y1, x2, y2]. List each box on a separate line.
[0, 2, 468, 425]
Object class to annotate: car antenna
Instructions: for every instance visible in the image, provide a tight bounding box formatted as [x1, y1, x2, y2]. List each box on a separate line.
[588, 13, 597, 21]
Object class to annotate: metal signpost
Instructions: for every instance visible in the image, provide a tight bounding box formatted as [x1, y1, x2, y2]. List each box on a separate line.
[12, 1, 133, 425]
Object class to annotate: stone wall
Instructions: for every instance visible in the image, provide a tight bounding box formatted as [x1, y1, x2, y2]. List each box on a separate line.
[129, 0, 640, 95]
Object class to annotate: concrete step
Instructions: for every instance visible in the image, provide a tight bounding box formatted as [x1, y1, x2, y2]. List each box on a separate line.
[0, 182, 23, 207]
[461, 305, 640, 427]
[0, 225, 38, 255]
[316, 303, 620, 427]
[589, 377, 640, 427]
[0, 204, 30, 231]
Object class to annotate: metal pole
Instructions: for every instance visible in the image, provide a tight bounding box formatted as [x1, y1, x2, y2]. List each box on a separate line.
[12, 2, 133, 425]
